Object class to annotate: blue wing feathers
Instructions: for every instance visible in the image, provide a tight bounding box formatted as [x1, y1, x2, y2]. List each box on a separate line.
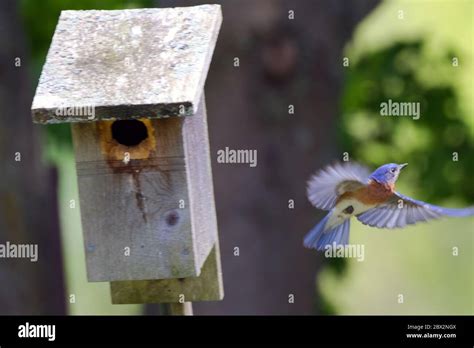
[357, 191, 474, 229]
[397, 192, 474, 217]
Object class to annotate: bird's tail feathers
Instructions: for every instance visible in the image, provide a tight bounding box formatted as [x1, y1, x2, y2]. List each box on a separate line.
[304, 212, 350, 251]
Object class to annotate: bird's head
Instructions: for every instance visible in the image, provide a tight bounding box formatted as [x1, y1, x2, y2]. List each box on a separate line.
[370, 163, 408, 185]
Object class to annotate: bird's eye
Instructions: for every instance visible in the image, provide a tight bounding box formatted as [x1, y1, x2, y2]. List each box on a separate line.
[390, 168, 397, 173]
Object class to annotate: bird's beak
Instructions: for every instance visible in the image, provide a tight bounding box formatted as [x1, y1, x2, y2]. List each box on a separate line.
[399, 163, 408, 170]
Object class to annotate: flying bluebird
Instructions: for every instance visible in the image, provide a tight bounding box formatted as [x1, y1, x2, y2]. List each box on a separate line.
[304, 162, 474, 250]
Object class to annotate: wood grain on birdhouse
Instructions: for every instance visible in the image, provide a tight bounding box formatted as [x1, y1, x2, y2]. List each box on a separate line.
[30, 5, 223, 302]
[111, 244, 224, 303]
[70, 97, 217, 281]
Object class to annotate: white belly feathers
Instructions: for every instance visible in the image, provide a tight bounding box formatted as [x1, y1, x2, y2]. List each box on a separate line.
[324, 198, 375, 231]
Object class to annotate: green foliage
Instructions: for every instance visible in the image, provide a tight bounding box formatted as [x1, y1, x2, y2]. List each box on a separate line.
[325, 255, 348, 277]
[317, 291, 338, 315]
[340, 41, 473, 203]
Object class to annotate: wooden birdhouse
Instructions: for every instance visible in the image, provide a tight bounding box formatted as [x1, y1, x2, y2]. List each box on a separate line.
[31, 5, 223, 306]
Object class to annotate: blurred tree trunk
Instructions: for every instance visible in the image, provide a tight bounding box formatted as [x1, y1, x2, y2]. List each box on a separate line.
[149, 0, 379, 315]
[0, 0, 65, 314]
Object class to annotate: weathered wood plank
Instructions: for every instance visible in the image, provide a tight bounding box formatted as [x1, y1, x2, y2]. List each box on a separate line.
[183, 95, 218, 271]
[31, 5, 222, 124]
[110, 243, 223, 303]
[109, 97, 223, 301]
[71, 118, 199, 282]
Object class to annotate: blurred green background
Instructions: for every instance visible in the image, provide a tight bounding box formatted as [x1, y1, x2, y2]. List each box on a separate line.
[20, 0, 473, 314]
[322, 0, 474, 314]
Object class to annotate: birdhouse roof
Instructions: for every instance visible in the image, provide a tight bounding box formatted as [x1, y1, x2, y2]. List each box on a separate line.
[31, 5, 222, 124]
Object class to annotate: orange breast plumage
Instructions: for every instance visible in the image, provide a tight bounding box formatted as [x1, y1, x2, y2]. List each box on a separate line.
[337, 180, 394, 205]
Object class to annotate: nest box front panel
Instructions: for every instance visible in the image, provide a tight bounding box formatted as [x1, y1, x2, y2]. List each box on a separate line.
[72, 117, 200, 282]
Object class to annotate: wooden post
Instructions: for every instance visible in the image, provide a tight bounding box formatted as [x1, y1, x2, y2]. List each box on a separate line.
[167, 302, 193, 316]
[31, 5, 223, 312]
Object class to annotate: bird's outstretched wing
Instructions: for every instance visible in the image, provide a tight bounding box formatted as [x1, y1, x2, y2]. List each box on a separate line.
[307, 162, 371, 211]
[356, 192, 474, 229]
